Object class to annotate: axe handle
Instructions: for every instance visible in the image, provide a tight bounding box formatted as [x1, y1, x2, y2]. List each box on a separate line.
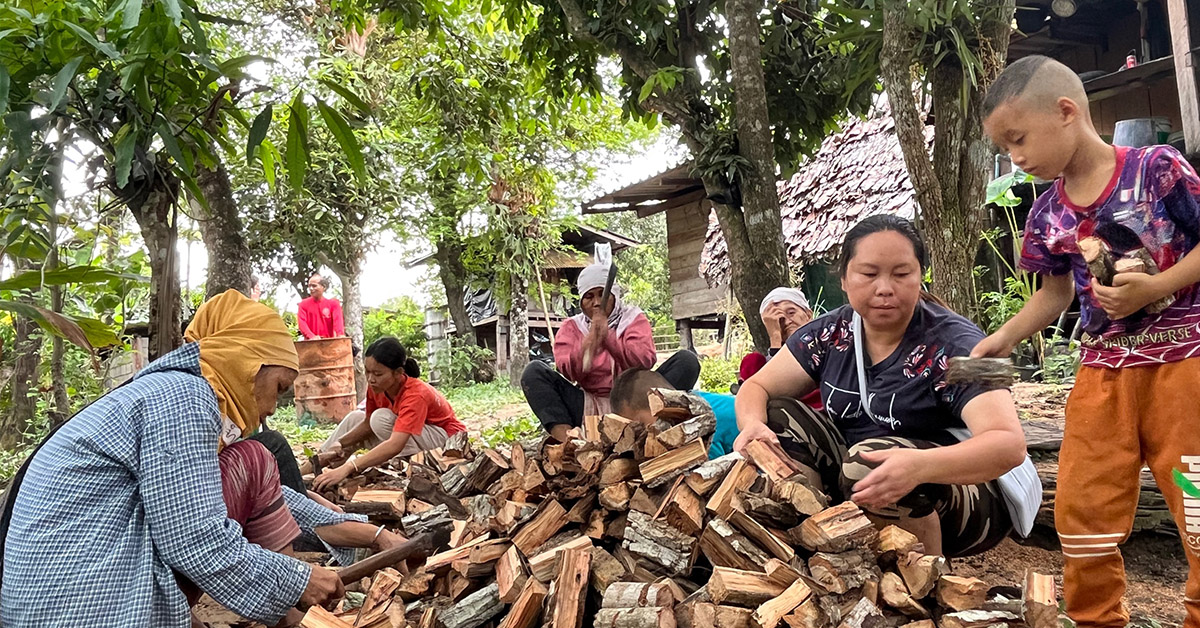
[337, 533, 434, 584]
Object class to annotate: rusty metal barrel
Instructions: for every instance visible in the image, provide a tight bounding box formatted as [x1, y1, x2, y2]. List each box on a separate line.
[294, 337, 356, 423]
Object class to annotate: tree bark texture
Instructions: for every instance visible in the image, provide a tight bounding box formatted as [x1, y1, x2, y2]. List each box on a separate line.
[49, 284, 68, 428]
[434, 233, 475, 338]
[508, 273, 530, 388]
[197, 160, 253, 299]
[880, 0, 1014, 318]
[553, 0, 787, 352]
[127, 177, 184, 361]
[324, 252, 367, 401]
[726, 0, 789, 350]
[4, 258, 40, 449]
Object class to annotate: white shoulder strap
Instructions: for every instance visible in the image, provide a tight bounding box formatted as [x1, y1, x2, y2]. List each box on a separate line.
[851, 312, 877, 422]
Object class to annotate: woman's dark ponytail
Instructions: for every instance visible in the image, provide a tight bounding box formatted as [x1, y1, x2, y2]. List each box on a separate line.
[365, 336, 420, 378]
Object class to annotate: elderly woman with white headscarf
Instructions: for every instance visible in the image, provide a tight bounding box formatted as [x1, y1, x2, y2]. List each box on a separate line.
[521, 264, 700, 442]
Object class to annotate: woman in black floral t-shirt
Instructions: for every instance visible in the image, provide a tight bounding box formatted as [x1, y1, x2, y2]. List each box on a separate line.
[734, 216, 1028, 557]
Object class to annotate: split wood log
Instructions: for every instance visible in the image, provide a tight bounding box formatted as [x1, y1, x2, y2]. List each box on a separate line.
[707, 567, 787, 607]
[443, 431, 472, 458]
[781, 599, 825, 628]
[599, 482, 634, 510]
[739, 493, 802, 529]
[585, 509, 607, 539]
[495, 501, 537, 533]
[936, 575, 989, 612]
[529, 535, 594, 582]
[657, 477, 706, 536]
[575, 439, 607, 474]
[424, 535, 494, 574]
[648, 387, 712, 423]
[606, 511, 629, 540]
[678, 602, 754, 628]
[522, 460, 548, 494]
[591, 546, 629, 595]
[686, 452, 743, 495]
[511, 500, 569, 556]
[400, 504, 453, 541]
[752, 578, 813, 628]
[583, 414, 602, 442]
[764, 558, 802, 587]
[354, 570, 403, 628]
[876, 526, 920, 563]
[699, 517, 772, 571]
[299, 606, 353, 628]
[644, 428, 670, 459]
[441, 466, 468, 496]
[347, 489, 406, 519]
[707, 459, 759, 519]
[510, 442, 527, 474]
[1079, 237, 1117, 285]
[417, 607, 437, 628]
[594, 607, 678, 628]
[566, 494, 597, 524]
[496, 545, 529, 604]
[601, 582, 676, 608]
[898, 622, 935, 628]
[769, 478, 828, 517]
[897, 552, 949, 599]
[940, 610, 1020, 628]
[798, 502, 879, 553]
[809, 549, 879, 595]
[659, 412, 717, 450]
[439, 582, 503, 628]
[878, 572, 928, 618]
[1023, 571, 1058, 628]
[629, 485, 665, 515]
[548, 546, 592, 628]
[720, 511, 796, 564]
[623, 510, 698, 576]
[641, 439, 709, 488]
[395, 568, 436, 602]
[490, 470, 524, 501]
[838, 597, 883, 628]
[447, 540, 509, 579]
[743, 439, 805, 483]
[496, 578, 549, 628]
[600, 458, 642, 486]
[602, 414, 636, 444]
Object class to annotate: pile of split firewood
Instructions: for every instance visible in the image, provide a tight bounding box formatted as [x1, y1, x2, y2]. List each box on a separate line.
[302, 389, 1058, 628]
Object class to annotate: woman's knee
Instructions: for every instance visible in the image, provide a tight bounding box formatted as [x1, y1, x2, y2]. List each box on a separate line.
[521, 360, 552, 390]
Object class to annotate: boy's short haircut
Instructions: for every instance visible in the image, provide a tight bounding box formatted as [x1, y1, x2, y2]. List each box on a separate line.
[983, 54, 1087, 118]
[610, 368, 672, 418]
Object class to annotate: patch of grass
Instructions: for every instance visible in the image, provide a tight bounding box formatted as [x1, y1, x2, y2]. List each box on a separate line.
[269, 404, 337, 446]
[698, 355, 739, 393]
[443, 381, 527, 418]
[478, 414, 542, 448]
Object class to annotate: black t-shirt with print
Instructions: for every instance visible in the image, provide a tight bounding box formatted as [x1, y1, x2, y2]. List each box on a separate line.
[785, 301, 990, 447]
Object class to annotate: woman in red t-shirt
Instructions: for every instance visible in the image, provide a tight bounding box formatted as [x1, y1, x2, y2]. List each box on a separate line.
[313, 337, 465, 490]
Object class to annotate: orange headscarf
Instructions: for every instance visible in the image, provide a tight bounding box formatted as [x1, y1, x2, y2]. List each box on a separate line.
[184, 289, 299, 439]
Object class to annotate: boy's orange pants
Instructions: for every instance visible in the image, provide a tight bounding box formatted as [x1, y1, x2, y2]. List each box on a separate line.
[1059, 360, 1200, 628]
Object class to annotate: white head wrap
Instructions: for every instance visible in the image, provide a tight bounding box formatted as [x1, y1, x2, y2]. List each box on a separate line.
[759, 287, 810, 314]
[577, 263, 610, 296]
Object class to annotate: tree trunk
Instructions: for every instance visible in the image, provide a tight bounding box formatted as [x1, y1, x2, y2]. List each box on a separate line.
[434, 233, 475, 338]
[879, 0, 1014, 318]
[127, 178, 184, 361]
[509, 272, 530, 388]
[725, 0, 790, 351]
[197, 160, 253, 299]
[4, 258, 40, 449]
[49, 284, 68, 428]
[342, 261, 367, 401]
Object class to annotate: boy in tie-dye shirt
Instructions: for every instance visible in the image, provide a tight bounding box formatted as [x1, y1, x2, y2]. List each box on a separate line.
[977, 55, 1200, 628]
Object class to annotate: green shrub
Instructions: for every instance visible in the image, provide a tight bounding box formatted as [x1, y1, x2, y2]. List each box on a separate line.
[697, 355, 739, 394]
[432, 336, 496, 387]
[364, 297, 427, 357]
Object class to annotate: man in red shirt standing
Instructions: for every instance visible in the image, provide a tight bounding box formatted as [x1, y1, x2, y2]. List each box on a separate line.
[297, 273, 345, 339]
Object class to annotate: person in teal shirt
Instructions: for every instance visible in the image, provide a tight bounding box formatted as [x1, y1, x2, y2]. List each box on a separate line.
[609, 368, 738, 458]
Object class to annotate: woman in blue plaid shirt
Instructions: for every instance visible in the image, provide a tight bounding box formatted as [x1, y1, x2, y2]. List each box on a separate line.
[0, 291, 373, 627]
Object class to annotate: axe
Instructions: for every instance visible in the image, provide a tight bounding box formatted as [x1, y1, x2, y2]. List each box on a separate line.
[336, 527, 452, 584]
[581, 261, 618, 373]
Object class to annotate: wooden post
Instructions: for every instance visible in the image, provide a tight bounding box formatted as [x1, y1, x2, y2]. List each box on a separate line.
[677, 319, 695, 352]
[1168, 0, 1200, 158]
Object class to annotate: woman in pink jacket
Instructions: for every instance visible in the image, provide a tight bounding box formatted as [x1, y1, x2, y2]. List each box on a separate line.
[521, 264, 700, 442]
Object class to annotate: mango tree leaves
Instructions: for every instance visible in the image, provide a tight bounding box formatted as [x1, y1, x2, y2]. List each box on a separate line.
[285, 96, 310, 191]
[246, 103, 272, 166]
[316, 101, 366, 182]
[0, 300, 117, 349]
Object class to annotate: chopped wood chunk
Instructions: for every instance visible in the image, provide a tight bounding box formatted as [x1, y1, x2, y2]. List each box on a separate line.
[836, 597, 883, 628]
[299, 606, 353, 628]
[601, 582, 675, 608]
[548, 546, 592, 628]
[743, 439, 805, 483]
[496, 544, 529, 604]
[897, 552, 949, 599]
[782, 599, 825, 628]
[876, 525, 920, 561]
[939, 610, 1020, 628]
[640, 439, 709, 488]
[659, 412, 717, 450]
[496, 579, 548, 628]
[1023, 570, 1057, 628]
[707, 567, 786, 607]
[658, 478, 706, 536]
[439, 583, 503, 628]
[623, 510, 698, 576]
[591, 546, 629, 595]
[798, 502, 879, 553]
[600, 458, 642, 486]
[594, 607, 679, 628]
[937, 575, 990, 612]
[728, 509, 795, 562]
[764, 558, 802, 588]
[686, 452, 743, 495]
[699, 517, 771, 572]
[511, 500, 569, 556]
[529, 535, 594, 582]
[879, 571, 928, 618]
[648, 388, 712, 423]
[706, 459, 759, 519]
[599, 482, 634, 510]
[752, 578, 812, 628]
[583, 414, 602, 442]
[808, 549, 879, 595]
[769, 478, 828, 517]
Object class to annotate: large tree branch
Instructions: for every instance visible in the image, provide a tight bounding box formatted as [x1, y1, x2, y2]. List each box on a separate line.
[555, 0, 661, 81]
[879, 2, 943, 217]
